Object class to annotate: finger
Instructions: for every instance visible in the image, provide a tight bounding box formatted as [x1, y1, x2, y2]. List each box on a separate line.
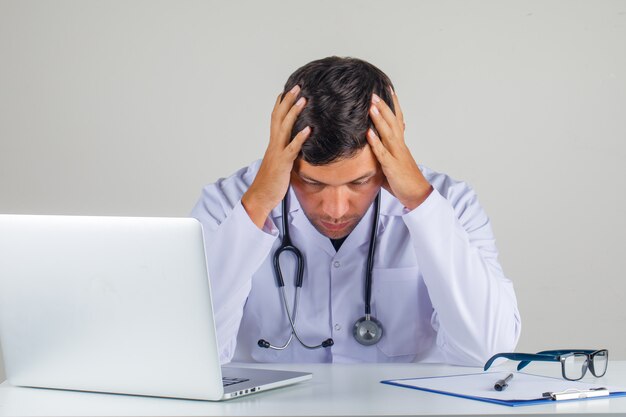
[369, 104, 395, 149]
[269, 93, 284, 141]
[270, 92, 283, 123]
[273, 92, 282, 108]
[285, 126, 311, 158]
[389, 86, 404, 126]
[273, 85, 301, 123]
[372, 94, 403, 139]
[366, 128, 391, 166]
[278, 96, 307, 144]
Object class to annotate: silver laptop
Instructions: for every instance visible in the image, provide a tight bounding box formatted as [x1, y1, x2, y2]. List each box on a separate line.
[0, 214, 311, 401]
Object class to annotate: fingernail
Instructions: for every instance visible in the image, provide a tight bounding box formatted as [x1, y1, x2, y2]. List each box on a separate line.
[302, 126, 311, 134]
[290, 85, 300, 95]
[389, 86, 395, 96]
[367, 128, 376, 139]
[296, 97, 305, 107]
[370, 105, 379, 115]
[372, 94, 381, 103]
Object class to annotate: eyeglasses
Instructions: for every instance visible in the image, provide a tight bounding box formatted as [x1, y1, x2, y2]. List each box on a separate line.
[484, 349, 609, 381]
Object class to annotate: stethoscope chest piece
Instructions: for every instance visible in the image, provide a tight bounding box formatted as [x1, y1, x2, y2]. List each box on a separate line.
[353, 315, 383, 346]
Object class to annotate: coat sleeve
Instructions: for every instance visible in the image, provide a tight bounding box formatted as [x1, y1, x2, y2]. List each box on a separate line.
[402, 178, 521, 366]
[190, 163, 278, 364]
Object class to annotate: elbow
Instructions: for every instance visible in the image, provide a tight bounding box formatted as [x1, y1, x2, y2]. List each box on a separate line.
[441, 310, 522, 367]
[481, 310, 522, 366]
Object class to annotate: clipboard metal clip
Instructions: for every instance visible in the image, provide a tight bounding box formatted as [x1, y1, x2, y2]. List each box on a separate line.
[542, 387, 610, 401]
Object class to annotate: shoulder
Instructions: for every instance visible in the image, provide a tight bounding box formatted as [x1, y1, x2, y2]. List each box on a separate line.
[420, 165, 478, 207]
[419, 165, 492, 236]
[202, 160, 260, 201]
[190, 160, 262, 223]
[215, 159, 262, 189]
[382, 165, 479, 215]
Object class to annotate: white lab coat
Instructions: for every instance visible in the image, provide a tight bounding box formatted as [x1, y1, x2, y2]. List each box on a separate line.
[191, 160, 521, 366]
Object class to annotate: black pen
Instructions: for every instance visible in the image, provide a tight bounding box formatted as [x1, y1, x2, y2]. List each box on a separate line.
[494, 373, 514, 391]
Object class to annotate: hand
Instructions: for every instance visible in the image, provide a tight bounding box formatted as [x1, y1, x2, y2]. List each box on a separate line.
[366, 88, 433, 211]
[242, 85, 311, 229]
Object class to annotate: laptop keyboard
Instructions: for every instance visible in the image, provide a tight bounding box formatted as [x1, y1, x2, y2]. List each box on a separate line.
[222, 377, 250, 387]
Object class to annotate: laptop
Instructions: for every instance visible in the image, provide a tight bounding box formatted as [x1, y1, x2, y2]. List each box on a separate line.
[0, 214, 311, 401]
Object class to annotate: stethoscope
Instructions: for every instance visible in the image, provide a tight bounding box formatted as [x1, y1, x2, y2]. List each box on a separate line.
[257, 191, 383, 350]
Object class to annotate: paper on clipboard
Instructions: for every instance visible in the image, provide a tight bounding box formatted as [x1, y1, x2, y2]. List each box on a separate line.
[381, 371, 626, 407]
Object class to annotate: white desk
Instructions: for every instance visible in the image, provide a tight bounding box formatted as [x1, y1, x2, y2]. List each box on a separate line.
[1, 361, 626, 416]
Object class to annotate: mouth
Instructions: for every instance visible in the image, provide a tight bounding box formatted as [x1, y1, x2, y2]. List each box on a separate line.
[320, 220, 351, 231]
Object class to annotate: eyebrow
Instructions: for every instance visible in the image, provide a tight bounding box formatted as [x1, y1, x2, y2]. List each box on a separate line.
[299, 171, 377, 185]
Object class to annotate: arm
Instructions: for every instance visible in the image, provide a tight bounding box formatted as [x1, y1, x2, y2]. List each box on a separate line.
[191, 86, 311, 363]
[367, 88, 521, 365]
[403, 179, 521, 365]
[191, 168, 279, 364]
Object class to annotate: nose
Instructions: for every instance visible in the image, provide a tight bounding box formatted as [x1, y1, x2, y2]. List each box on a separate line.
[322, 187, 350, 220]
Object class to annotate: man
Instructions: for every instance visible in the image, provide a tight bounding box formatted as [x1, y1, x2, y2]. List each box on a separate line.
[191, 56, 521, 365]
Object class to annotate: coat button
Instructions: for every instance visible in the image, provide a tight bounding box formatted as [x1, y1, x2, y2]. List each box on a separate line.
[333, 261, 341, 268]
[334, 324, 342, 331]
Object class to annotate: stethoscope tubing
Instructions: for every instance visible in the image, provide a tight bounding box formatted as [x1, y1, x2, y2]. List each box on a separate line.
[259, 190, 381, 350]
[364, 192, 380, 317]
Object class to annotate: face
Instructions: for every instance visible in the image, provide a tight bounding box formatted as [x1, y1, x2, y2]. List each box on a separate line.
[291, 146, 384, 239]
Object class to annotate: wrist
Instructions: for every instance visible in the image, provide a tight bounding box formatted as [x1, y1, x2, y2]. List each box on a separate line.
[402, 183, 434, 211]
[242, 188, 275, 230]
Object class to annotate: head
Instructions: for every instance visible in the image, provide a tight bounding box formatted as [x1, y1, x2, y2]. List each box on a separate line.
[282, 56, 395, 239]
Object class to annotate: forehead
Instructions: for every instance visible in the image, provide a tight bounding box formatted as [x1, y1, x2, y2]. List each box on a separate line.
[294, 146, 380, 185]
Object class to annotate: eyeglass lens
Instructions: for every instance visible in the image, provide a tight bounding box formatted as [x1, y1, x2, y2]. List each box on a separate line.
[563, 353, 589, 380]
[592, 350, 608, 377]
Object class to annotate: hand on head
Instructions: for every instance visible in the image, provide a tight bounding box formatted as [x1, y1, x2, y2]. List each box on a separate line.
[241, 85, 311, 229]
[366, 88, 433, 210]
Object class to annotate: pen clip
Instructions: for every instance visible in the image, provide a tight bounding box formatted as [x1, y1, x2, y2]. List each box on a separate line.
[543, 388, 609, 401]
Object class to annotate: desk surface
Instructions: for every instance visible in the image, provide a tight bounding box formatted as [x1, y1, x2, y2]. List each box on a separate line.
[1, 361, 626, 417]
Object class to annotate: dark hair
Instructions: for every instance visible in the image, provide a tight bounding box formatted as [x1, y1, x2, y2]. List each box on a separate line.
[283, 56, 395, 165]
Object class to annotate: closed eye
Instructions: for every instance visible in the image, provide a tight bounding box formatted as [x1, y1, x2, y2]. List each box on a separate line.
[303, 179, 324, 187]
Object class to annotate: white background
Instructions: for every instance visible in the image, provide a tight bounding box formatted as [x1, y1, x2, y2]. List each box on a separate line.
[1, 0, 625, 381]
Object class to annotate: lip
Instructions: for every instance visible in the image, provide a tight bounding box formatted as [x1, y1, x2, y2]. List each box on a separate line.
[320, 220, 350, 231]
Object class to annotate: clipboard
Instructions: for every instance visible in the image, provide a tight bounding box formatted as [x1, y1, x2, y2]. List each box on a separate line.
[381, 371, 626, 407]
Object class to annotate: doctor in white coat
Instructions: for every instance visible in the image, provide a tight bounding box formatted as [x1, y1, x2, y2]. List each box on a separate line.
[191, 57, 521, 366]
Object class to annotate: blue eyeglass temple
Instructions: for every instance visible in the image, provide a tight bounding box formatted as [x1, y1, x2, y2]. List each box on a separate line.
[484, 350, 608, 372]
[483, 353, 560, 371]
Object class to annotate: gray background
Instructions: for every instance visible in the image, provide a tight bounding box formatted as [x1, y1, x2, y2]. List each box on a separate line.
[1, 0, 624, 382]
